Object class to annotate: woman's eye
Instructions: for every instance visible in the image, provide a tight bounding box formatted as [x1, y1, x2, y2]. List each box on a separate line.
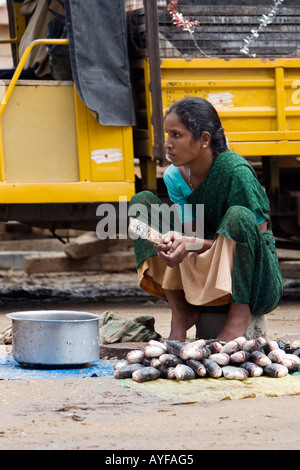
[174, 132, 180, 138]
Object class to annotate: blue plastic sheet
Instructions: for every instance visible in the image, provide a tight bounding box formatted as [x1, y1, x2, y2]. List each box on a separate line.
[0, 355, 116, 380]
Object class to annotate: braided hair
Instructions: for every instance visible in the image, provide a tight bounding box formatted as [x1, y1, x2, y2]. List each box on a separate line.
[167, 97, 228, 158]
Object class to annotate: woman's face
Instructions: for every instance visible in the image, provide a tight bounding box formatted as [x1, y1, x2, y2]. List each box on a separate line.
[164, 111, 204, 167]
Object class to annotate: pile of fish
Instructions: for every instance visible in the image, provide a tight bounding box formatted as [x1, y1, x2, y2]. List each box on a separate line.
[113, 337, 300, 383]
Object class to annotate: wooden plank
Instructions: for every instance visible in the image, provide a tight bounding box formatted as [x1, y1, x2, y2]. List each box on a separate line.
[24, 251, 137, 274]
[280, 261, 300, 279]
[277, 248, 300, 261]
[64, 231, 133, 259]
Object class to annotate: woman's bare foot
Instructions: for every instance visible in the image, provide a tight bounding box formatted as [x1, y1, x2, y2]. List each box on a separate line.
[216, 303, 252, 341]
[164, 289, 200, 342]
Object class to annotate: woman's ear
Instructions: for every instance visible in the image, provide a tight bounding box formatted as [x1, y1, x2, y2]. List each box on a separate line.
[201, 131, 211, 148]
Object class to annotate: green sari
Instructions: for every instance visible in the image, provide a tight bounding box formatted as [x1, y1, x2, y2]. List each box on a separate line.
[130, 150, 283, 316]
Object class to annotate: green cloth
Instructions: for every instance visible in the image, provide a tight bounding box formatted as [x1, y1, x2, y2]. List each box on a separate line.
[99, 311, 161, 344]
[129, 150, 283, 316]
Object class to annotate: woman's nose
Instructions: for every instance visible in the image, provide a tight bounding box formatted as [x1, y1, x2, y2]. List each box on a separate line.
[164, 135, 172, 148]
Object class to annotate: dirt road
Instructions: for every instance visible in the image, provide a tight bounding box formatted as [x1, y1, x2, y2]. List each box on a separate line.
[0, 291, 299, 451]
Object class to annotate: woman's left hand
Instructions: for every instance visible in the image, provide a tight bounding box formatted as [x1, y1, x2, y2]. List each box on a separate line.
[154, 231, 188, 268]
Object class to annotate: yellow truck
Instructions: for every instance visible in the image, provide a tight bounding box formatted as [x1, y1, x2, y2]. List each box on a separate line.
[0, 0, 299, 239]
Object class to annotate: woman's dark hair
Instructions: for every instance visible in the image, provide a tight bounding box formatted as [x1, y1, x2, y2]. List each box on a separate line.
[167, 97, 228, 158]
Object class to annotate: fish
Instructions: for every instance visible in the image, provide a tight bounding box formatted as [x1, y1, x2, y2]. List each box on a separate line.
[222, 366, 249, 380]
[113, 363, 144, 379]
[202, 358, 222, 378]
[264, 363, 289, 378]
[220, 340, 239, 355]
[159, 353, 184, 367]
[243, 339, 257, 352]
[157, 364, 176, 379]
[250, 350, 272, 367]
[126, 349, 145, 364]
[165, 339, 186, 356]
[285, 353, 300, 365]
[132, 366, 161, 383]
[207, 341, 223, 354]
[179, 345, 209, 361]
[240, 361, 264, 377]
[150, 357, 161, 368]
[148, 339, 167, 351]
[256, 337, 267, 345]
[262, 340, 279, 355]
[186, 359, 207, 377]
[188, 339, 207, 348]
[208, 353, 230, 366]
[233, 336, 247, 348]
[114, 360, 128, 370]
[174, 364, 196, 381]
[280, 358, 294, 370]
[285, 354, 300, 372]
[143, 357, 152, 366]
[268, 349, 287, 363]
[230, 350, 250, 364]
[144, 344, 166, 358]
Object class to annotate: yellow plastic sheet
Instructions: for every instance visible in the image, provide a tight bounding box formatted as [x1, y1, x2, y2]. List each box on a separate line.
[121, 375, 300, 404]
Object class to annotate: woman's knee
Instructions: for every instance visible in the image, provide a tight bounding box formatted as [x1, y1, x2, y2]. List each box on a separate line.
[218, 205, 258, 241]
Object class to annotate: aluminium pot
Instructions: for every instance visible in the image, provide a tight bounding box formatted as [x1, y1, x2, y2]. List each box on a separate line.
[7, 310, 101, 366]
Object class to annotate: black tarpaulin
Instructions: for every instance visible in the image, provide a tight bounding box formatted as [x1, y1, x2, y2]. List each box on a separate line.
[64, 0, 136, 126]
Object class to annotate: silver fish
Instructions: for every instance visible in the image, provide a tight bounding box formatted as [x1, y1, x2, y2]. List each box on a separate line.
[202, 358, 222, 378]
[230, 350, 250, 364]
[159, 353, 184, 367]
[186, 359, 207, 377]
[220, 340, 239, 355]
[250, 350, 272, 367]
[222, 366, 249, 380]
[144, 344, 166, 358]
[174, 364, 196, 381]
[264, 363, 289, 378]
[113, 363, 144, 379]
[126, 349, 145, 364]
[208, 353, 230, 366]
[240, 361, 264, 377]
[132, 366, 161, 383]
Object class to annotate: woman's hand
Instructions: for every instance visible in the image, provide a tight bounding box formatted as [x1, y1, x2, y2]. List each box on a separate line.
[154, 231, 213, 267]
[154, 231, 189, 268]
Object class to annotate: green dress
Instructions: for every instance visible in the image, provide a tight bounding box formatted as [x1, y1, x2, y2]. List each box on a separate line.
[129, 150, 283, 316]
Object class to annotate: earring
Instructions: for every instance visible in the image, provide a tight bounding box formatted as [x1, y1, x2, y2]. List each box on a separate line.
[202, 143, 208, 148]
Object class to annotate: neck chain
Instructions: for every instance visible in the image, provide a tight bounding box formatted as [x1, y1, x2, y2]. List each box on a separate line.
[187, 167, 194, 191]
